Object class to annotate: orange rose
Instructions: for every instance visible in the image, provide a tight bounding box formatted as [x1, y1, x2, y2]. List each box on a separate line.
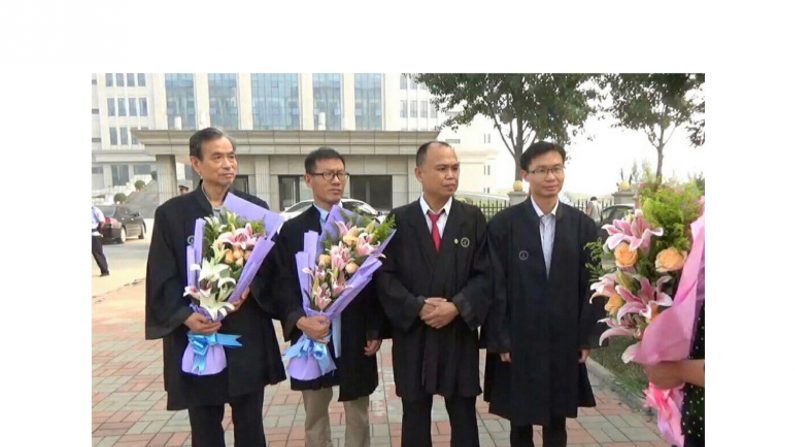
[605, 294, 624, 316]
[614, 242, 638, 269]
[344, 262, 359, 275]
[318, 254, 332, 268]
[655, 247, 687, 273]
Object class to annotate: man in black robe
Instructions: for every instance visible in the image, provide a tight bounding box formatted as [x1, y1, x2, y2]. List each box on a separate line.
[259, 147, 387, 447]
[376, 141, 491, 447]
[145, 127, 285, 447]
[483, 141, 602, 447]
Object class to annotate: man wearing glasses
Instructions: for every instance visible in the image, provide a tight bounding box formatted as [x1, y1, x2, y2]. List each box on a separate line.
[259, 147, 387, 447]
[482, 141, 603, 447]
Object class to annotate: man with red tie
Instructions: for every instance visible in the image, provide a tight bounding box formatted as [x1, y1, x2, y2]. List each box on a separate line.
[377, 141, 492, 447]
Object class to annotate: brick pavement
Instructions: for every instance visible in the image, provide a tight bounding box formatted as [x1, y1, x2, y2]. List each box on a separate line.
[93, 282, 668, 446]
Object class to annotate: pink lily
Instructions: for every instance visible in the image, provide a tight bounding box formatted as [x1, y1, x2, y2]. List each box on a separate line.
[603, 210, 663, 251]
[590, 273, 617, 302]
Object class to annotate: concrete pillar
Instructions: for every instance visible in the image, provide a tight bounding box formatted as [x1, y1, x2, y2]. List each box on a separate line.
[151, 73, 168, 129]
[155, 154, 178, 205]
[383, 73, 400, 130]
[254, 156, 272, 205]
[342, 73, 356, 130]
[300, 73, 314, 130]
[238, 73, 253, 130]
[195, 73, 210, 129]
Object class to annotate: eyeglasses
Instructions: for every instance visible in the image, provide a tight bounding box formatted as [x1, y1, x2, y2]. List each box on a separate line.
[309, 171, 349, 181]
[528, 166, 565, 177]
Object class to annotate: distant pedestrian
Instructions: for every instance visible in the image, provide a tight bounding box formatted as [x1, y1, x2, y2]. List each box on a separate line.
[585, 196, 602, 222]
[92, 205, 110, 277]
[178, 181, 191, 195]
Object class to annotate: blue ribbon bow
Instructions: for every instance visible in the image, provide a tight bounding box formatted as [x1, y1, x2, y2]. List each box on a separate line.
[284, 335, 335, 375]
[187, 331, 242, 374]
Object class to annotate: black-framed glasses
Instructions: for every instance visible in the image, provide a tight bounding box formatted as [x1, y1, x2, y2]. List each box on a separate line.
[309, 171, 349, 181]
[528, 165, 565, 177]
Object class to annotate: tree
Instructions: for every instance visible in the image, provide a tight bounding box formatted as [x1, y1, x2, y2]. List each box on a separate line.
[134, 180, 146, 191]
[414, 74, 600, 180]
[600, 73, 704, 183]
[114, 192, 127, 204]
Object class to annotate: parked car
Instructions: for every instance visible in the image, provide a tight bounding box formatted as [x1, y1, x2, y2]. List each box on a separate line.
[280, 199, 386, 223]
[97, 205, 147, 244]
[597, 204, 634, 242]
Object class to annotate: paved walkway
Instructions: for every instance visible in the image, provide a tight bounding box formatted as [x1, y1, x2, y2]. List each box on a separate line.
[92, 282, 668, 447]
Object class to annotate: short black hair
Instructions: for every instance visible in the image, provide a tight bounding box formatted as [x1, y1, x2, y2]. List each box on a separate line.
[305, 147, 345, 173]
[189, 127, 235, 160]
[590, 196, 598, 201]
[519, 141, 567, 171]
[416, 140, 452, 167]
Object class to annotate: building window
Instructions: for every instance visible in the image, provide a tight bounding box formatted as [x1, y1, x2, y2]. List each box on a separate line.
[109, 127, 118, 145]
[92, 166, 103, 174]
[350, 176, 392, 210]
[133, 164, 152, 175]
[430, 103, 438, 119]
[410, 101, 417, 118]
[120, 127, 129, 145]
[105, 73, 113, 86]
[420, 101, 427, 118]
[128, 98, 138, 116]
[92, 137, 101, 143]
[251, 73, 300, 130]
[137, 73, 146, 86]
[400, 100, 407, 118]
[139, 98, 148, 116]
[313, 73, 342, 130]
[408, 77, 415, 89]
[127, 73, 135, 86]
[111, 164, 129, 186]
[116, 73, 124, 86]
[92, 108, 99, 115]
[165, 73, 196, 129]
[354, 73, 382, 130]
[400, 75, 408, 89]
[107, 98, 115, 116]
[91, 78, 97, 85]
[117, 98, 127, 116]
[208, 73, 239, 130]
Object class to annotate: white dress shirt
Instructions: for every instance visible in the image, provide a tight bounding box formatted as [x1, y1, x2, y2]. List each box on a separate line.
[530, 196, 559, 276]
[419, 194, 453, 237]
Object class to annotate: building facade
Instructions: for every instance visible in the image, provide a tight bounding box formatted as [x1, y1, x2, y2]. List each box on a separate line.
[93, 73, 500, 208]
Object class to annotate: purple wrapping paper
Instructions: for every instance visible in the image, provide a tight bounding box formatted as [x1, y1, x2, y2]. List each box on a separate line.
[181, 193, 284, 375]
[285, 205, 396, 381]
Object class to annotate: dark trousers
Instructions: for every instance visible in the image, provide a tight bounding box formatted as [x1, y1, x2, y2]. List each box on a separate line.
[510, 417, 566, 447]
[401, 395, 478, 447]
[92, 235, 109, 275]
[188, 390, 265, 447]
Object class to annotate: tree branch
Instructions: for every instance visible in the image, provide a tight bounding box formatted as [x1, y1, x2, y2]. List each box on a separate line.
[489, 110, 515, 157]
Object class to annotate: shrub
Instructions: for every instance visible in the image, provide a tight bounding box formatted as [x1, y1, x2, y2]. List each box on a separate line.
[134, 180, 146, 191]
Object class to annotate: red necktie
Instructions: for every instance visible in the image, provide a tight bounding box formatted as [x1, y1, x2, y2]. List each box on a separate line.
[428, 210, 443, 252]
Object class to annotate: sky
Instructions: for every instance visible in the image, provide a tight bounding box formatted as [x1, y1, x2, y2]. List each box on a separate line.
[492, 115, 705, 197]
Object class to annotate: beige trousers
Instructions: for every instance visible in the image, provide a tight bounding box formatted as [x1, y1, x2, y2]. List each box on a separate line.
[302, 388, 370, 447]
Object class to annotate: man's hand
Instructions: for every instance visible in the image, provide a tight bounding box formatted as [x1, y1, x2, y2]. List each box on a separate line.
[419, 302, 437, 320]
[364, 339, 382, 356]
[643, 362, 685, 390]
[297, 315, 330, 342]
[421, 299, 459, 329]
[499, 352, 512, 363]
[184, 312, 222, 335]
[579, 349, 590, 364]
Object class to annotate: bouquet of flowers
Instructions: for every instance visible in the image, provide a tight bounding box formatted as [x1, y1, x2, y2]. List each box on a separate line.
[182, 193, 284, 375]
[284, 205, 396, 380]
[587, 183, 704, 446]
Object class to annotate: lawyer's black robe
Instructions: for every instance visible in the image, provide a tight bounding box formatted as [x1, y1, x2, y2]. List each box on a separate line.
[257, 206, 387, 401]
[376, 199, 491, 401]
[144, 186, 285, 411]
[482, 198, 602, 426]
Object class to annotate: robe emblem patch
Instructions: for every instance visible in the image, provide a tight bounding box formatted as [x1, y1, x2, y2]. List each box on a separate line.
[518, 250, 529, 261]
[460, 237, 470, 248]
[187, 235, 195, 245]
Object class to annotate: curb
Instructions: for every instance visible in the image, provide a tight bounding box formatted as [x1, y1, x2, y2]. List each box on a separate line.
[586, 357, 654, 417]
[92, 277, 146, 302]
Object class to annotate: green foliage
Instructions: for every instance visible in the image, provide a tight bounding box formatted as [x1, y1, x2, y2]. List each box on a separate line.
[414, 73, 601, 179]
[113, 192, 127, 203]
[640, 182, 702, 254]
[589, 337, 648, 397]
[585, 238, 607, 283]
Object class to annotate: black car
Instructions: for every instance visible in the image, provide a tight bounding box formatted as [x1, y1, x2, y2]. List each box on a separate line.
[597, 204, 634, 242]
[97, 205, 147, 243]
